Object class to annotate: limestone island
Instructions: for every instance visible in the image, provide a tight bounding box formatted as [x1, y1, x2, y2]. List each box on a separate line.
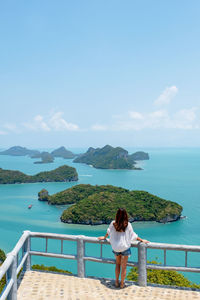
[0, 146, 76, 164]
[33, 152, 54, 164]
[38, 184, 182, 225]
[32, 147, 76, 162]
[0, 146, 40, 157]
[0, 165, 78, 184]
[73, 145, 149, 169]
[51, 146, 76, 159]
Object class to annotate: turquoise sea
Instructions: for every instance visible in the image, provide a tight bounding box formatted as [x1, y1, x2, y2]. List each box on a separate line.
[0, 148, 200, 283]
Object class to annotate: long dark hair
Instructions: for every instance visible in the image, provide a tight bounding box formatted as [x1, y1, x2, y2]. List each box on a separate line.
[113, 208, 128, 232]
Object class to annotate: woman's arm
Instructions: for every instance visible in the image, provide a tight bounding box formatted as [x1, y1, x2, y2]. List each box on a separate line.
[98, 233, 109, 240]
[98, 221, 113, 240]
[128, 223, 149, 243]
[137, 237, 150, 243]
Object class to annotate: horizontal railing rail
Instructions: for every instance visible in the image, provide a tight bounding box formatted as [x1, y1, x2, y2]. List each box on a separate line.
[1, 231, 200, 300]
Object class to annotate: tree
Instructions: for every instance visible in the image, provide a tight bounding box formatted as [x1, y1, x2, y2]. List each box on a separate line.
[127, 261, 200, 289]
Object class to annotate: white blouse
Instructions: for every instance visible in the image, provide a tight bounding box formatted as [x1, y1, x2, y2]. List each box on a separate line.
[107, 221, 138, 252]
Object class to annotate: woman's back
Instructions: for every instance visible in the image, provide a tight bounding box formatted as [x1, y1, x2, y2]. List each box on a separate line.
[107, 221, 138, 252]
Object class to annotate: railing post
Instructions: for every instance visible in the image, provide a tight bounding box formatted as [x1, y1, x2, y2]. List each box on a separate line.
[77, 237, 85, 278]
[138, 242, 147, 286]
[23, 235, 31, 272]
[6, 254, 17, 300]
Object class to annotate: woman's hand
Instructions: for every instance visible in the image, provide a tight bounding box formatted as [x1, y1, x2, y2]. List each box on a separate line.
[98, 233, 108, 241]
[142, 239, 150, 244]
[98, 236, 106, 240]
[137, 237, 150, 244]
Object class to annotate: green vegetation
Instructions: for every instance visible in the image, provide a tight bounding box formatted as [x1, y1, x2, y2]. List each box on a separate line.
[32, 264, 72, 274]
[51, 146, 76, 159]
[0, 257, 72, 294]
[39, 184, 182, 224]
[41, 184, 108, 205]
[0, 249, 6, 294]
[73, 145, 149, 169]
[0, 271, 6, 294]
[0, 165, 78, 184]
[34, 151, 54, 164]
[0, 146, 40, 157]
[38, 189, 50, 201]
[127, 261, 200, 289]
[129, 151, 149, 161]
[0, 249, 6, 262]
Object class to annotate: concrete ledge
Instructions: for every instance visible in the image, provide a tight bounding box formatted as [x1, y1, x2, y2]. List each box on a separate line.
[17, 271, 200, 300]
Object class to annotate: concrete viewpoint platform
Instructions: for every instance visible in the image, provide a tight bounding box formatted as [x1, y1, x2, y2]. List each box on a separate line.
[17, 271, 200, 300]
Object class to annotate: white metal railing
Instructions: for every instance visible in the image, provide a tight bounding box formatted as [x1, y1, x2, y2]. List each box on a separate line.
[0, 230, 200, 299]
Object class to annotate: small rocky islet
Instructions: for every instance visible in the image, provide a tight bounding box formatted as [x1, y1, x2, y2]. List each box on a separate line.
[38, 184, 183, 225]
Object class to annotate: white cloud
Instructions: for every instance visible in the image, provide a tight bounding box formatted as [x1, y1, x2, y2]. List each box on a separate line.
[23, 115, 50, 132]
[34, 115, 51, 131]
[50, 112, 79, 131]
[154, 86, 178, 106]
[110, 86, 200, 131]
[149, 110, 168, 119]
[170, 107, 199, 129]
[129, 111, 144, 120]
[0, 130, 7, 135]
[175, 108, 197, 122]
[113, 107, 199, 131]
[115, 110, 169, 130]
[3, 123, 18, 132]
[23, 112, 79, 132]
[91, 124, 107, 131]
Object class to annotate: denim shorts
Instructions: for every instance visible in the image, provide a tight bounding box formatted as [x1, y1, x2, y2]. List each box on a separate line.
[112, 248, 131, 257]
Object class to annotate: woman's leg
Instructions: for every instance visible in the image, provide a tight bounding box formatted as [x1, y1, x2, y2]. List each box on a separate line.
[120, 255, 128, 288]
[115, 255, 121, 287]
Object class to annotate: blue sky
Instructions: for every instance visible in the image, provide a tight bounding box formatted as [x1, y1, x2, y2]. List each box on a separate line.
[1, 0, 200, 148]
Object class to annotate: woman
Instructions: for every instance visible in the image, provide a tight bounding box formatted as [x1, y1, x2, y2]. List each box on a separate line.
[98, 208, 149, 288]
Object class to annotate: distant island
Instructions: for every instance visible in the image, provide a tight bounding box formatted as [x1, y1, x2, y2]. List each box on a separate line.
[51, 146, 76, 159]
[0, 146, 40, 157]
[33, 152, 54, 164]
[0, 146, 77, 164]
[73, 145, 149, 169]
[0, 165, 78, 184]
[32, 147, 76, 162]
[38, 184, 182, 225]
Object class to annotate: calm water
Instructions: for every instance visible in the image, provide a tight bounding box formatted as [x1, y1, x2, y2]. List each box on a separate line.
[0, 148, 200, 283]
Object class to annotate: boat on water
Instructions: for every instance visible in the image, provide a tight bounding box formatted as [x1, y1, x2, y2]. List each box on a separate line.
[28, 204, 33, 209]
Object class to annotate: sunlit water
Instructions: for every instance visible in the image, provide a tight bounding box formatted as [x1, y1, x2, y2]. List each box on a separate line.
[0, 148, 200, 283]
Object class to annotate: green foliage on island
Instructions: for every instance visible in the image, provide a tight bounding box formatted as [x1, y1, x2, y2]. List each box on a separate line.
[0, 146, 40, 157]
[0, 249, 6, 263]
[0, 165, 78, 184]
[127, 261, 200, 289]
[38, 188, 50, 201]
[51, 146, 76, 159]
[0, 146, 76, 162]
[32, 264, 72, 274]
[129, 151, 149, 161]
[42, 184, 108, 205]
[40, 184, 182, 224]
[34, 152, 54, 164]
[0, 249, 6, 294]
[73, 145, 149, 169]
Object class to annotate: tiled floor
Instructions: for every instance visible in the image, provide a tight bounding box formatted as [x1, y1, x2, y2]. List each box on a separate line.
[17, 271, 200, 300]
